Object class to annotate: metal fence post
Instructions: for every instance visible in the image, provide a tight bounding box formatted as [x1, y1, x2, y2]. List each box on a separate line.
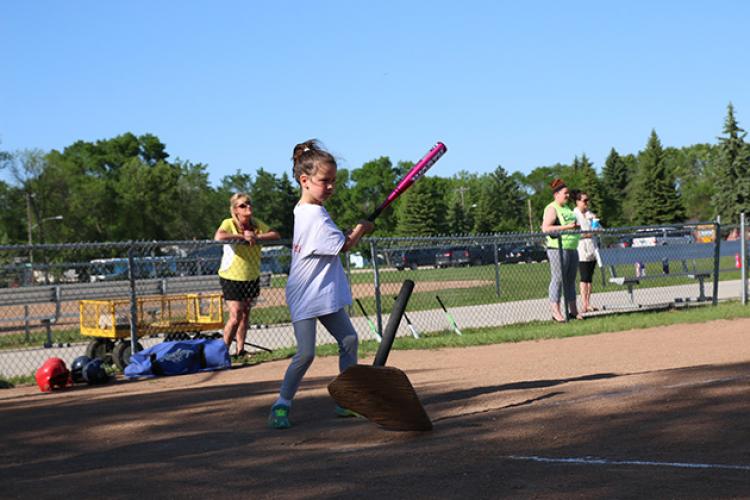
[54, 285, 61, 322]
[493, 241, 501, 297]
[741, 213, 747, 305]
[24, 304, 30, 342]
[557, 237, 569, 321]
[344, 250, 352, 315]
[712, 222, 721, 306]
[127, 243, 139, 355]
[369, 239, 383, 338]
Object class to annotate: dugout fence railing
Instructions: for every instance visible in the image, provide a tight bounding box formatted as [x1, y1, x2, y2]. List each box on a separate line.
[0, 220, 747, 381]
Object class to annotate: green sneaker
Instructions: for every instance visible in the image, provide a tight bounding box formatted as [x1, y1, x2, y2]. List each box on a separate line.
[268, 404, 291, 429]
[335, 405, 362, 418]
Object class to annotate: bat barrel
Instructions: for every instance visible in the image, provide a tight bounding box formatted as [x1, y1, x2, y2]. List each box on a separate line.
[367, 141, 447, 221]
[374, 280, 415, 367]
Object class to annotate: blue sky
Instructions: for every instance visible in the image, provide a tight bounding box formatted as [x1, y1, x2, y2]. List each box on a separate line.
[2, 1, 748, 186]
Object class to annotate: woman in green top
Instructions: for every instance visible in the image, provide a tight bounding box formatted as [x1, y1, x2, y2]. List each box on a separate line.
[541, 178, 582, 322]
[214, 193, 280, 357]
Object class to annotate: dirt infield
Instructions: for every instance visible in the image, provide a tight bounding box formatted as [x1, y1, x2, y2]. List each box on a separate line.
[3, 318, 750, 498]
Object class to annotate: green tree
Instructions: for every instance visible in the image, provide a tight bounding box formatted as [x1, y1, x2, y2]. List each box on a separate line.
[711, 103, 750, 223]
[665, 144, 716, 222]
[575, 154, 603, 219]
[219, 169, 253, 195]
[631, 130, 685, 225]
[274, 172, 299, 239]
[38, 133, 217, 241]
[446, 197, 471, 234]
[472, 166, 526, 233]
[349, 157, 399, 236]
[518, 163, 574, 230]
[396, 177, 449, 236]
[0, 180, 25, 243]
[325, 168, 355, 232]
[173, 160, 223, 239]
[601, 148, 631, 226]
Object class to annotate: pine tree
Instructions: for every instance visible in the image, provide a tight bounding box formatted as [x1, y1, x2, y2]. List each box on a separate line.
[396, 178, 448, 236]
[576, 154, 603, 218]
[712, 103, 750, 223]
[446, 196, 470, 234]
[631, 130, 685, 225]
[601, 148, 631, 226]
[472, 166, 525, 233]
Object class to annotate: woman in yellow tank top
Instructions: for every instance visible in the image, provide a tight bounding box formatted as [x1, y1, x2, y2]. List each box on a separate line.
[214, 193, 280, 357]
[541, 179, 582, 322]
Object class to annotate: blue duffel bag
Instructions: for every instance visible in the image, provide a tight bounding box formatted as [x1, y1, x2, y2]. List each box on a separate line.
[124, 338, 231, 379]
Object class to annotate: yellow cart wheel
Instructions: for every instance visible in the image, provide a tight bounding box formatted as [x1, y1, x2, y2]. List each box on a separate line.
[112, 341, 143, 371]
[85, 339, 115, 363]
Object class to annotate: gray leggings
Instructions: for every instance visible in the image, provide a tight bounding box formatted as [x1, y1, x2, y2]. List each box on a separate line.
[279, 308, 359, 401]
[547, 248, 579, 306]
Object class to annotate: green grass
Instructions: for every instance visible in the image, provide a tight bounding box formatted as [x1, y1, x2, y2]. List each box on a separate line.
[0, 327, 87, 350]
[0, 258, 742, 348]
[5, 300, 750, 388]
[316, 299, 750, 357]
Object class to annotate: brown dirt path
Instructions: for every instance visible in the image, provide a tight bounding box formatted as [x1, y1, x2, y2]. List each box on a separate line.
[2, 318, 750, 498]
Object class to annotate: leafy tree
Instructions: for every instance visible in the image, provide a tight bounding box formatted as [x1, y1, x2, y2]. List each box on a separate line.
[38, 133, 217, 241]
[664, 144, 716, 222]
[219, 169, 253, 195]
[518, 163, 574, 230]
[325, 168, 355, 231]
[173, 160, 223, 239]
[0, 181, 25, 243]
[631, 130, 685, 225]
[349, 157, 399, 236]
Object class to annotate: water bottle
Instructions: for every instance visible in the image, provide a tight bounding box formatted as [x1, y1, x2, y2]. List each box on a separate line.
[591, 218, 601, 230]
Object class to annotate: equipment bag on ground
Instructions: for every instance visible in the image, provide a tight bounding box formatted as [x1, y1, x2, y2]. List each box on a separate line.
[124, 338, 231, 379]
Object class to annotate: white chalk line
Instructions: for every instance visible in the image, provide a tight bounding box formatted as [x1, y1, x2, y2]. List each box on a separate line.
[506, 455, 750, 471]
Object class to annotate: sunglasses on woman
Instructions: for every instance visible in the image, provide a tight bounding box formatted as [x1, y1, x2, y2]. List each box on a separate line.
[236, 203, 252, 209]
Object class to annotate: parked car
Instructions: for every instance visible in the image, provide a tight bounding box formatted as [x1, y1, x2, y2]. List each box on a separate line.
[631, 227, 694, 247]
[504, 244, 548, 264]
[435, 247, 471, 268]
[393, 248, 438, 270]
[467, 244, 504, 266]
[182, 244, 291, 276]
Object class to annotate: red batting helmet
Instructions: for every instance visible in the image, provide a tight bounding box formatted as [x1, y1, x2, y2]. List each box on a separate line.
[35, 357, 72, 392]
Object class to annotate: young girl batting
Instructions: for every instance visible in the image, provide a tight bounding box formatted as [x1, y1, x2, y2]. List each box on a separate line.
[268, 139, 374, 429]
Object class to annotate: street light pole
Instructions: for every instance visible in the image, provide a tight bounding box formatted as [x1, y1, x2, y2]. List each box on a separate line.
[26, 192, 34, 266]
[25, 202, 64, 284]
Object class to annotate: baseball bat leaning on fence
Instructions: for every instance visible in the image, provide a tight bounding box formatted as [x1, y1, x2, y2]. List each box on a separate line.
[367, 142, 447, 221]
[394, 295, 420, 339]
[435, 295, 463, 336]
[245, 342, 273, 353]
[355, 298, 382, 342]
[328, 280, 432, 431]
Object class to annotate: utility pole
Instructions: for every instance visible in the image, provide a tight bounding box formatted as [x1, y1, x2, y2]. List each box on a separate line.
[455, 186, 469, 209]
[527, 198, 534, 232]
[26, 192, 34, 265]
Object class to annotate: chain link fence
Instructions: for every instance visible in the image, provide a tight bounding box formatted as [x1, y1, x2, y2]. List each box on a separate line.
[1, 221, 748, 382]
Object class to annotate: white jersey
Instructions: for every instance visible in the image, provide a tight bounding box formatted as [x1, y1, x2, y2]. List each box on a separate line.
[285, 203, 351, 322]
[573, 207, 598, 262]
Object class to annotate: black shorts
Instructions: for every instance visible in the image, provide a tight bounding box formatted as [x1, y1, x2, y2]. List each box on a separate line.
[578, 260, 597, 283]
[220, 277, 261, 302]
